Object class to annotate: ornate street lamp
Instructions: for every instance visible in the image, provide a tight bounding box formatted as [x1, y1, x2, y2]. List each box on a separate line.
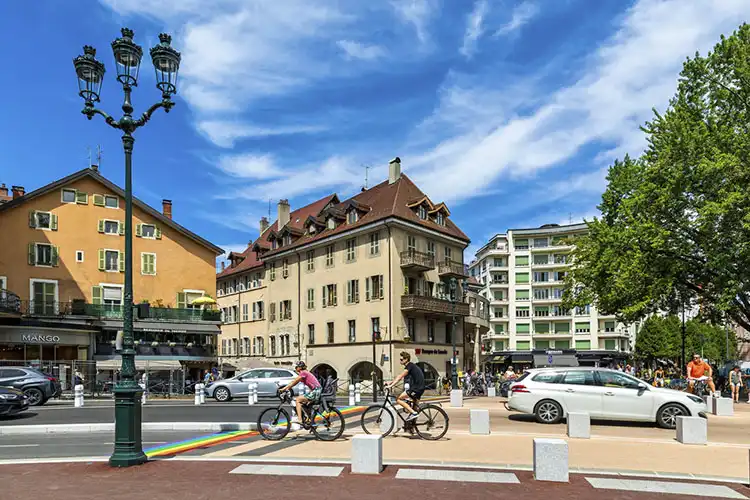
[73, 28, 181, 468]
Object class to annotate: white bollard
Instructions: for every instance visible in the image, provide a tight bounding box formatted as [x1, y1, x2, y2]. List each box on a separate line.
[712, 397, 734, 416]
[355, 382, 361, 404]
[533, 438, 569, 482]
[351, 434, 383, 474]
[487, 386, 497, 398]
[253, 383, 259, 403]
[676, 416, 707, 445]
[74, 384, 84, 408]
[140, 383, 147, 405]
[198, 383, 205, 404]
[566, 412, 591, 439]
[450, 389, 463, 408]
[247, 383, 255, 406]
[348, 384, 355, 406]
[469, 409, 491, 435]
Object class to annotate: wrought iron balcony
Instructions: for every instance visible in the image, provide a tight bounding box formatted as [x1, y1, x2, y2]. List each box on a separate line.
[0, 290, 21, 316]
[20, 300, 221, 322]
[401, 294, 469, 316]
[437, 260, 468, 278]
[400, 250, 435, 271]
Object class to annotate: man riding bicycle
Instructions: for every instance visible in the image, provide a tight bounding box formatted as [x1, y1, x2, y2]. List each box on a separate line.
[279, 360, 322, 429]
[687, 354, 717, 396]
[386, 352, 425, 421]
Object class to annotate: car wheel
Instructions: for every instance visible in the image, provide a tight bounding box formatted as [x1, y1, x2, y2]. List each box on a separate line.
[534, 399, 563, 424]
[656, 403, 688, 429]
[24, 387, 44, 406]
[213, 386, 231, 402]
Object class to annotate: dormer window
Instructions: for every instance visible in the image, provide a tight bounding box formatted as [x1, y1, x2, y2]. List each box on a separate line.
[308, 224, 317, 235]
[284, 234, 292, 246]
[436, 212, 445, 226]
[272, 239, 278, 250]
[347, 210, 358, 224]
[418, 205, 427, 220]
[327, 218, 335, 230]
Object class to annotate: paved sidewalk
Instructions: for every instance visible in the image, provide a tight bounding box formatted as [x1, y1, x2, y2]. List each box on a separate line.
[0, 461, 747, 500]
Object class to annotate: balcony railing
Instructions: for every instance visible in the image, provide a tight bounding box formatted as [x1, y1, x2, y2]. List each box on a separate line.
[401, 294, 469, 316]
[96, 342, 216, 357]
[148, 307, 222, 322]
[21, 300, 221, 322]
[400, 250, 435, 270]
[0, 290, 21, 316]
[437, 260, 468, 278]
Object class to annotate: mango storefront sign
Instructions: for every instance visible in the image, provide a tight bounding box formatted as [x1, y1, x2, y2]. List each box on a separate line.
[22, 334, 61, 343]
[0, 326, 94, 346]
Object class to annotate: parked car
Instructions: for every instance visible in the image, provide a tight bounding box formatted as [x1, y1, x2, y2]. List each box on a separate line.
[40, 372, 62, 398]
[507, 367, 707, 429]
[0, 367, 56, 406]
[0, 387, 30, 417]
[205, 367, 301, 402]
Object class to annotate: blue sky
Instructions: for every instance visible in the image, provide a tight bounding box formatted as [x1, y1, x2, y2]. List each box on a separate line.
[1, 1, 747, 262]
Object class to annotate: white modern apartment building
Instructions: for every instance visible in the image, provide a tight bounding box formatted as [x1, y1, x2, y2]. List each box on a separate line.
[469, 223, 637, 367]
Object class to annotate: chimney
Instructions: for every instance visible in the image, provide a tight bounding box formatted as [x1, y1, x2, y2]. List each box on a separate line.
[11, 185, 25, 200]
[277, 199, 290, 229]
[162, 199, 172, 219]
[90, 164, 99, 172]
[220, 261, 225, 271]
[259, 216, 269, 234]
[0, 184, 8, 197]
[388, 157, 401, 184]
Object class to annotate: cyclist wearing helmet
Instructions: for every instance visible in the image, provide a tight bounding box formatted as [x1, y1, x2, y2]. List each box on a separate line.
[280, 360, 322, 429]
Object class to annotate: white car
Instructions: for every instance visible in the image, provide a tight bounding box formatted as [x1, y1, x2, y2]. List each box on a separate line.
[507, 367, 707, 429]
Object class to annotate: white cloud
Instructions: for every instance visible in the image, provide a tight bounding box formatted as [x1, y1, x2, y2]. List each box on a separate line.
[494, 1, 539, 37]
[390, 0, 435, 43]
[197, 120, 327, 148]
[337, 40, 386, 60]
[216, 153, 282, 179]
[460, 0, 489, 59]
[406, 0, 748, 204]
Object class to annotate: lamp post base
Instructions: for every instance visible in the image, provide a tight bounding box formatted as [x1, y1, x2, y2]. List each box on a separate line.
[109, 384, 147, 467]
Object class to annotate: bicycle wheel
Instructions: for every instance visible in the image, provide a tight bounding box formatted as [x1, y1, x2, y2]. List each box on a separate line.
[311, 407, 345, 441]
[257, 407, 291, 440]
[414, 404, 449, 441]
[360, 405, 395, 437]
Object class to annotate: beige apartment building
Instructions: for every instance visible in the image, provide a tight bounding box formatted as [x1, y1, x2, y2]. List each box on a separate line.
[217, 158, 471, 387]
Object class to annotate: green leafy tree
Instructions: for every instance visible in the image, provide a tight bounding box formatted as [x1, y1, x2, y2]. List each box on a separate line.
[564, 24, 750, 333]
[634, 315, 679, 361]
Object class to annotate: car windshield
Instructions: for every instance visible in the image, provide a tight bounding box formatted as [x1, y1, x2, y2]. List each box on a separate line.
[599, 370, 642, 389]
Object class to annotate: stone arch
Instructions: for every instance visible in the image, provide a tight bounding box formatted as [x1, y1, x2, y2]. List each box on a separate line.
[416, 361, 440, 390]
[311, 363, 338, 381]
[348, 360, 384, 393]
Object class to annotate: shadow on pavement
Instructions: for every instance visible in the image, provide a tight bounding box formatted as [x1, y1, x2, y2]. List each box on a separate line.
[507, 412, 659, 429]
[0, 412, 38, 422]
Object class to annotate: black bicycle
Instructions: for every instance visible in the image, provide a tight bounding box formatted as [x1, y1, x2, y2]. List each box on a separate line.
[360, 387, 449, 440]
[257, 389, 345, 441]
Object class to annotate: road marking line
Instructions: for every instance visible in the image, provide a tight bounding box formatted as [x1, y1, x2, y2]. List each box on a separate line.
[586, 478, 747, 499]
[0, 444, 40, 448]
[229, 464, 343, 477]
[396, 468, 520, 484]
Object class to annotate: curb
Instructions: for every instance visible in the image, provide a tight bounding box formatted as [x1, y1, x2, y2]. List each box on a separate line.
[0, 422, 257, 435]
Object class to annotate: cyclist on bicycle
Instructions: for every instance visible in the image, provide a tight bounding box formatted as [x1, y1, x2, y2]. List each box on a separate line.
[687, 354, 717, 396]
[279, 360, 322, 429]
[385, 352, 424, 421]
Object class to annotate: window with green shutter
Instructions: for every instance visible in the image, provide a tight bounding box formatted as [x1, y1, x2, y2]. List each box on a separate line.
[516, 323, 530, 334]
[515, 272, 529, 284]
[76, 191, 88, 204]
[516, 340, 530, 351]
[177, 292, 187, 308]
[604, 320, 615, 332]
[515, 255, 529, 266]
[535, 340, 550, 350]
[555, 340, 570, 349]
[604, 339, 616, 350]
[494, 291, 505, 300]
[93, 194, 105, 206]
[575, 322, 590, 333]
[118, 251, 125, 272]
[92, 286, 103, 305]
[575, 340, 591, 350]
[98, 220, 105, 233]
[514, 239, 529, 250]
[515, 289, 530, 300]
[98, 249, 105, 270]
[494, 324, 504, 334]
[494, 340, 505, 351]
[554, 322, 570, 333]
[141, 253, 156, 275]
[535, 322, 550, 333]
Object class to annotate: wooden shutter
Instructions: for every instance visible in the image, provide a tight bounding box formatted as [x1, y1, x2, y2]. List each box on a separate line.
[91, 286, 103, 305]
[365, 277, 371, 301]
[141, 254, 147, 274]
[155, 227, 162, 240]
[93, 194, 104, 206]
[28, 243, 35, 265]
[332, 284, 337, 306]
[98, 220, 105, 233]
[322, 286, 327, 308]
[51, 246, 59, 267]
[118, 251, 125, 272]
[135, 224, 142, 237]
[177, 292, 186, 309]
[51, 214, 58, 231]
[98, 249, 105, 271]
[29, 211, 36, 228]
[378, 275, 384, 300]
[119, 222, 125, 236]
[76, 191, 88, 204]
[149, 254, 155, 274]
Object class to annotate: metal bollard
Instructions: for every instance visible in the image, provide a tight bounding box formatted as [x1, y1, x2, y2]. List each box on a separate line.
[348, 384, 355, 406]
[248, 383, 255, 405]
[253, 383, 259, 403]
[140, 383, 147, 405]
[199, 383, 206, 404]
[74, 384, 84, 408]
[195, 384, 202, 405]
[355, 382, 361, 404]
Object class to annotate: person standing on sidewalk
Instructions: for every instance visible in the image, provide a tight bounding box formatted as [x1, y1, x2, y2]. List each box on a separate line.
[729, 366, 743, 403]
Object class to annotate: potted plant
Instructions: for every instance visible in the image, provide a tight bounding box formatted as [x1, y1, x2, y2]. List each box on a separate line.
[168, 342, 176, 347]
[71, 298, 86, 315]
[187, 342, 194, 348]
[151, 341, 158, 347]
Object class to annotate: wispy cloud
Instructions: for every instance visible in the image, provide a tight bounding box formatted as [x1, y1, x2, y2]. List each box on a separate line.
[216, 153, 283, 179]
[460, 0, 489, 59]
[197, 121, 327, 148]
[390, 0, 435, 43]
[337, 40, 386, 60]
[494, 1, 539, 37]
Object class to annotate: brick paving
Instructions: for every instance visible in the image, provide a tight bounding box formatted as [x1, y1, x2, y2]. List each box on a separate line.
[0, 461, 747, 500]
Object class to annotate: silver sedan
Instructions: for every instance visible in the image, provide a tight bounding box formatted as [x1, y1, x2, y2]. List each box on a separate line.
[205, 367, 302, 402]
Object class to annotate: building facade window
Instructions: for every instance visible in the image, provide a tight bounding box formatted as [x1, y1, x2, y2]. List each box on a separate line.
[282, 259, 289, 278]
[322, 284, 337, 307]
[327, 322, 334, 344]
[427, 320, 435, 343]
[252, 301, 264, 320]
[418, 205, 427, 220]
[348, 320, 356, 343]
[436, 212, 444, 226]
[242, 303, 249, 322]
[371, 317, 380, 339]
[140, 253, 156, 275]
[365, 275, 384, 300]
[104, 195, 119, 208]
[270, 263, 276, 281]
[347, 210, 358, 224]
[269, 302, 276, 322]
[345, 238, 357, 262]
[346, 279, 360, 304]
[369, 232, 380, 255]
[426, 240, 435, 257]
[280, 300, 292, 320]
[308, 324, 315, 345]
[306, 250, 315, 271]
[306, 288, 315, 310]
[325, 245, 335, 267]
[443, 246, 452, 262]
[407, 235, 417, 253]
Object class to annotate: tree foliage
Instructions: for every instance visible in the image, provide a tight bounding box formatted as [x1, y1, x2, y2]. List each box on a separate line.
[563, 24, 750, 332]
[634, 315, 737, 363]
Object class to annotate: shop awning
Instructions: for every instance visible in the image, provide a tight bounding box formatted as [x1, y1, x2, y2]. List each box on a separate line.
[96, 358, 182, 370]
[510, 353, 533, 364]
[483, 355, 506, 364]
[533, 353, 579, 368]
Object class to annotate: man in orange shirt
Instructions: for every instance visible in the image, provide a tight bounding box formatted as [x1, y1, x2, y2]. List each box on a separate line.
[687, 354, 716, 396]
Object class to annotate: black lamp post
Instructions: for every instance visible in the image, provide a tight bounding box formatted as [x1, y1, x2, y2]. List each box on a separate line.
[73, 28, 181, 468]
[449, 278, 466, 388]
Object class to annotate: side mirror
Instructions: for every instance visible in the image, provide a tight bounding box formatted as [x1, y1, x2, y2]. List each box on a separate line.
[637, 383, 648, 392]
[237, 376, 243, 381]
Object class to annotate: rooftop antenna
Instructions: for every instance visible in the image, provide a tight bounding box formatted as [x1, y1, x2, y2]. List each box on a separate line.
[96, 144, 103, 166]
[268, 199, 271, 220]
[362, 163, 371, 190]
[569, 212, 573, 224]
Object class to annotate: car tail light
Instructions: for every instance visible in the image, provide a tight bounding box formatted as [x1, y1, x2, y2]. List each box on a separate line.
[510, 384, 530, 393]
[46, 377, 57, 382]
